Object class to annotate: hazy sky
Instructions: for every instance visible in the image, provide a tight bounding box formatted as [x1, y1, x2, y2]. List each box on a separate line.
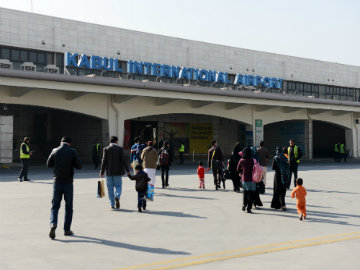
[1, 0, 359, 66]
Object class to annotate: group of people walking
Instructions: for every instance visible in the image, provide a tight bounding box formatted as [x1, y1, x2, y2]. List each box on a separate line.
[206, 139, 305, 214]
[334, 142, 347, 163]
[16, 134, 308, 240]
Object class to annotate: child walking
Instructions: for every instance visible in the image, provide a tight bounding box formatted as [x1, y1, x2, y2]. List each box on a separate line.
[197, 161, 205, 189]
[291, 178, 307, 220]
[128, 164, 151, 212]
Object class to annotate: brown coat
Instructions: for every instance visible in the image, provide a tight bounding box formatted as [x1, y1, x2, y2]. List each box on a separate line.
[141, 146, 158, 169]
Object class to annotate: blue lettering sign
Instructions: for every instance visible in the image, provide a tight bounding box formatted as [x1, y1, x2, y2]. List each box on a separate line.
[65, 52, 284, 89]
[78, 54, 90, 69]
[65, 52, 78, 67]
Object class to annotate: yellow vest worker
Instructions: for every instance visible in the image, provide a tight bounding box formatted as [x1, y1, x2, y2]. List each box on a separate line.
[340, 144, 345, 154]
[18, 137, 31, 182]
[178, 143, 185, 164]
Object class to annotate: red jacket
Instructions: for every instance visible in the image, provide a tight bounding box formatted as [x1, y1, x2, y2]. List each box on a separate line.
[197, 166, 205, 178]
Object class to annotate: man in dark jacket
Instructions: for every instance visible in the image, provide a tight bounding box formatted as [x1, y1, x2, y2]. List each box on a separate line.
[207, 140, 224, 190]
[158, 141, 172, 188]
[47, 136, 82, 239]
[100, 136, 131, 209]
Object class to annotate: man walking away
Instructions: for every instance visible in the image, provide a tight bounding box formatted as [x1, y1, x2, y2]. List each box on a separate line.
[207, 140, 224, 190]
[18, 137, 33, 182]
[339, 142, 347, 163]
[178, 142, 185, 165]
[257, 141, 270, 189]
[158, 141, 172, 188]
[92, 138, 101, 169]
[287, 139, 303, 188]
[47, 136, 82, 239]
[130, 137, 145, 173]
[100, 136, 131, 209]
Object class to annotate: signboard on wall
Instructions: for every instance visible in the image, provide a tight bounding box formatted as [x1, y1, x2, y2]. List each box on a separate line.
[189, 123, 213, 154]
[254, 119, 263, 147]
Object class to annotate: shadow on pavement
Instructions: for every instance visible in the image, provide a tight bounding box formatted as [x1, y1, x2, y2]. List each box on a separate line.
[142, 210, 206, 219]
[257, 206, 359, 227]
[55, 235, 191, 255]
[156, 192, 217, 200]
[306, 189, 360, 195]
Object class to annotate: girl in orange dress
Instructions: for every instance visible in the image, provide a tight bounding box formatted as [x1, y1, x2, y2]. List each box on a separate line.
[291, 178, 307, 220]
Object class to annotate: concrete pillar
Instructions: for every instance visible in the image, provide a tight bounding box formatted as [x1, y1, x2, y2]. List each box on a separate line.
[345, 127, 354, 158]
[348, 113, 359, 158]
[117, 112, 125, 147]
[108, 96, 125, 147]
[308, 119, 313, 159]
[245, 124, 253, 146]
[0, 115, 13, 163]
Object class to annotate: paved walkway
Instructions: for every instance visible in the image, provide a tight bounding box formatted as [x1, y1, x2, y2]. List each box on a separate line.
[0, 162, 359, 270]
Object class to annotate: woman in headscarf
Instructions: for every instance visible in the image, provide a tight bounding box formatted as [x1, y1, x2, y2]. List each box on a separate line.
[237, 147, 256, 213]
[228, 142, 242, 192]
[271, 146, 291, 210]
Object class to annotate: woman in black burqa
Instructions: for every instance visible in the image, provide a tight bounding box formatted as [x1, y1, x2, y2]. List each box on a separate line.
[228, 142, 242, 192]
[271, 146, 290, 210]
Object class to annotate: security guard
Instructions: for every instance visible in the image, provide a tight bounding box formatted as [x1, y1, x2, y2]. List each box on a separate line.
[288, 139, 302, 188]
[178, 142, 185, 165]
[18, 137, 32, 182]
[334, 143, 340, 162]
[339, 143, 346, 163]
[92, 138, 101, 169]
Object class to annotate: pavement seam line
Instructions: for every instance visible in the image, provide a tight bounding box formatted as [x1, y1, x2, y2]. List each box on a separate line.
[116, 231, 360, 270]
[150, 235, 360, 270]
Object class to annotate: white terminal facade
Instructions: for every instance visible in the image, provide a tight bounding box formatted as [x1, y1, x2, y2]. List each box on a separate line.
[1, 7, 360, 164]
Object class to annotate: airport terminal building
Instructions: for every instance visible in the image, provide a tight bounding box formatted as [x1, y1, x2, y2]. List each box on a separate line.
[1, 7, 360, 164]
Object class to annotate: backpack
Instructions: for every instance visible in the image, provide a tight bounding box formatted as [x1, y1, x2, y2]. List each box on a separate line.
[252, 159, 263, 183]
[135, 144, 145, 162]
[159, 149, 170, 166]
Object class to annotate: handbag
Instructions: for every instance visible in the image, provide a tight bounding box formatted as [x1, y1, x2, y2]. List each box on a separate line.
[252, 159, 263, 183]
[257, 181, 265, 194]
[211, 149, 223, 170]
[97, 180, 105, 198]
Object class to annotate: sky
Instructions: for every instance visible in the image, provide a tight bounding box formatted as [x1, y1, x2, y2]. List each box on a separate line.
[0, 0, 359, 66]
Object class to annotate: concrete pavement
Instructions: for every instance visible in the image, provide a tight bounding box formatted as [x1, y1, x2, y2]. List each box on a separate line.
[0, 162, 359, 270]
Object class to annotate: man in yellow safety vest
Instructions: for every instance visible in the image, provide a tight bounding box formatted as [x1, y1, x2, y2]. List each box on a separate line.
[92, 138, 101, 169]
[334, 143, 340, 162]
[287, 139, 303, 188]
[18, 137, 33, 182]
[178, 142, 185, 165]
[339, 143, 347, 163]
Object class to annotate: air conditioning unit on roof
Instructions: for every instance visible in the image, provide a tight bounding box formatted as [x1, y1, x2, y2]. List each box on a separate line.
[44, 64, 59, 74]
[0, 59, 13, 69]
[21, 62, 36, 72]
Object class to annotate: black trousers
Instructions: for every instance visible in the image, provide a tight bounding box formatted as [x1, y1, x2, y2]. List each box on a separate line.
[339, 153, 347, 163]
[19, 158, 29, 180]
[179, 152, 184, 164]
[161, 165, 169, 187]
[92, 156, 100, 169]
[243, 190, 253, 210]
[212, 169, 222, 189]
[290, 163, 298, 187]
[231, 176, 241, 192]
[253, 188, 263, 207]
